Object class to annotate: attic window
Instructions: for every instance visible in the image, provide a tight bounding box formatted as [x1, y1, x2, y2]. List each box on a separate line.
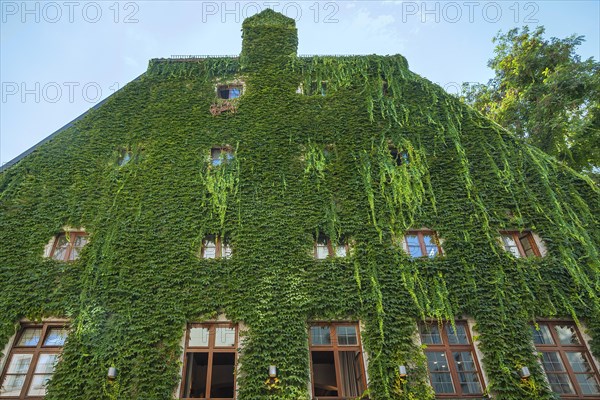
[211, 147, 234, 167]
[389, 147, 408, 166]
[217, 84, 243, 100]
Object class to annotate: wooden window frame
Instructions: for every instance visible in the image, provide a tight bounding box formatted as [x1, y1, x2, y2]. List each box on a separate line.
[404, 230, 443, 259]
[532, 321, 600, 398]
[0, 322, 68, 399]
[180, 323, 238, 400]
[419, 321, 486, 398]
[313, 236, 349, 259]
[49, 232, 88, 262]
[201, 235, 231, 259]
[308, 322, 367, 399]
[500, 230, 541, 258]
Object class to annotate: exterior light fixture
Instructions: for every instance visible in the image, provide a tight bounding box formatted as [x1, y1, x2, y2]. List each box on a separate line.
[398, 365, 407, 377]
[269, 365, 277, 378]
[519, 366, 530, 379]
[108, 367, 117, 380]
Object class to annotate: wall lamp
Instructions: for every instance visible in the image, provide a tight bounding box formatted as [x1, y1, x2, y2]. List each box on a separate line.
[398, 365, 407, 378]
[269, 365, 277, 378]
[107, 367, 117, 380]
[519, 366, 530, 379]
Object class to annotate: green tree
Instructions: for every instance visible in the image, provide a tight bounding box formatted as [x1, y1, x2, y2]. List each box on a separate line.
[462, 26, 600, 174]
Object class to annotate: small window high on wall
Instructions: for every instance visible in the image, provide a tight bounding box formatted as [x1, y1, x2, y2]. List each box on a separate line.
[500, 231, 541, 258]
[314, 235, 349, 259]
[49, 232, 89, 261]
[404, 230, 442, 259]
[217, 85, 243, 100]
[309, 323, 367, 399]
[181, 323, 237, 400]
[201, 236, 231, 259]
[0, 322, 68, 398]
[532, 321, 600, 398]
[419, 321, 485, 398]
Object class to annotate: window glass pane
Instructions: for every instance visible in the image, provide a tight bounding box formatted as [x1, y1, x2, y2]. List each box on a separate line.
[501, 235, 521, 257]
[546, 373, 575, 394]
[315, 238, 329, 259]
[419, 325, 442, 344]
[541, 352, 567, 372]
[554, 324, 580, 344]
[203, 239, 217, 259]
[566, 351, 593, 373]
[453, 352, 482, 394]
[210, 353, 235, 398]
[44, 328, 68, 346]
[0, 374, 27, 397]
[189, 327, 209, 347]
[519, 233, 535, 256]
[335, 244, 347, 257]
[34, 354, 58, 374]
[69, 234, 88, 260]
[6, 354, 33, 374]
[426, 352, 450, 372]
[215, 327, 236, 347]
[222, 244, 232, 259]
[211, 148, 222, 166]
[430, 372, 455, 394]
[183, 352, 208, 398]
[52, 235, 69, 260]
[311, 351, 338, 397]
[311, 326, 331, 345]
[27, 374, 52, 396]
[422, 235, 439, 258]
[453, 351, 477, 372]
[574, 373, 600, 395]
[532, 324, 554, 345]
[405, 235, 422, 257]
[17, 328, 42, 347]
[337, 326, 358, 346]
[228, 87, 241, 99]
[446, 324, 469, 345]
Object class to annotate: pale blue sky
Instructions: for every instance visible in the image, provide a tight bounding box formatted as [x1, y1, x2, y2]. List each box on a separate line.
[1, 0, 599, 165]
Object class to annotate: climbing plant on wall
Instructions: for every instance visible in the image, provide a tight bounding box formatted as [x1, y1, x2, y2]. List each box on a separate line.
[0, 9, 598, 400]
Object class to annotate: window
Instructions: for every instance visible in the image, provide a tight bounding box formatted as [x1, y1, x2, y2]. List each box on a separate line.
[181, 323, 237, 399]
[404, 230, 442, 258]
[389, 147, 408, 166]
[211, 148, 234, 167]
[309, 323, 367, 399]
[201, 236, 231, 259]
[0, 322, 68, 399]
[314, 235, 349, 259]
[532, 321, 600, 398]
[217, 85, 242, 100]
[117, 149, 133, 166]
[500, 231, 540, 258]
[419, 321, 485, 398]
[49, 232, 88, 261]
[306, 81, 327, 96]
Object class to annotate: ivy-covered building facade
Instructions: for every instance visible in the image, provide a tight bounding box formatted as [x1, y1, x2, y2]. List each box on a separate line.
[1, 9, 599, 400]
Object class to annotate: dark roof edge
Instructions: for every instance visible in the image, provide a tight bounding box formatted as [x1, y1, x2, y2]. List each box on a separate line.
[0, 73, 145, 173]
